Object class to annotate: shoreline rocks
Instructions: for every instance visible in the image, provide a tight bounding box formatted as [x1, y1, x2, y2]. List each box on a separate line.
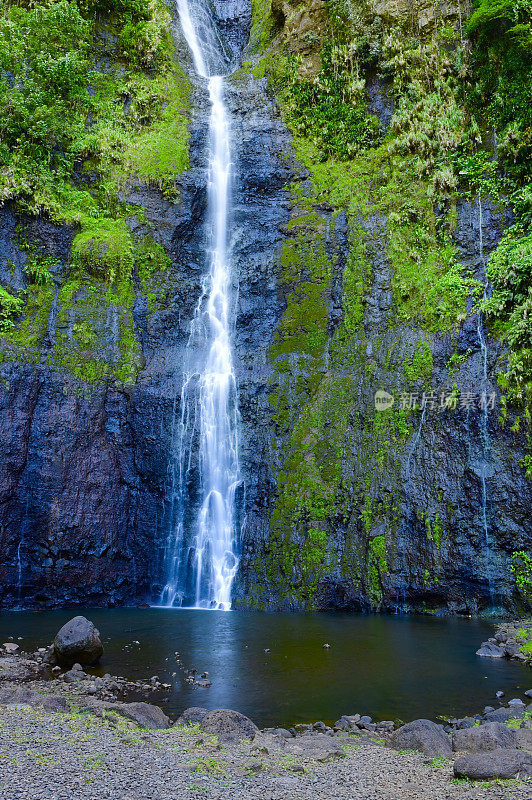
[1, 621, 532, 786]
[476, 618, 532, 666]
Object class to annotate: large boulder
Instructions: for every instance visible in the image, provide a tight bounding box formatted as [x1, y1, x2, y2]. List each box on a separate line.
[483, 706, 525, 724]
[201, 709, 259, 742]
[284, 733, 346, 762]
[453, 722, 516, 753]
[175, 707, 209, 726]
[388, 719, 452, 758]
[454, 748, 532, 780]
[53, 616, 103, 667]
[516, 729, 532, 752]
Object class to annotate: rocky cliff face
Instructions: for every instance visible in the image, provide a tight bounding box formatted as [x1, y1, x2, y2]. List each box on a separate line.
[0, 0, 530, 613]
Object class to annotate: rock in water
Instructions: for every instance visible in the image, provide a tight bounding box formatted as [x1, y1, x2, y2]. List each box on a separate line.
[475, 641, 505, 658]
[53, 616, 103, 667]
[388, 719, 452, 758]
[453, 748, 532, 780]
[201, 709, 259, 742]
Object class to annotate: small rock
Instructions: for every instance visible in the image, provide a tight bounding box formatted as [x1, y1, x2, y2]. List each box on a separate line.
[508, 698, 525, 707]
[2, 643, 19, 653]
[322, 643, 331, 649]
[63, 668, 84, 683]
[195, 679, 212, 688]
[334, 714, 361, 732]
[247, 760, 262, 773]
[524, 689, 532, 699]
[483, 706, 495, 714]
[496, 690, 505, 699]
[454, 748, 532, 780]
[456, 717, 476, 730]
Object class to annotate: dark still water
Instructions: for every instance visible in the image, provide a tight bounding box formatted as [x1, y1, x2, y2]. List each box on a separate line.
[0, 609, 528, 728]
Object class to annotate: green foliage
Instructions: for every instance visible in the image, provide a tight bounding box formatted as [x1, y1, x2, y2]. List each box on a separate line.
[0, 0, 190, 213]
[0, 0, 187, 384]
[283, 44, 381, 162]
[24, 254, 56, 286]
[135, 235, 171, 311]
[403, 341, 433, 383]
[0, 286, 24, 331]
[0, 0, 91, 206]
[484, 233, 532, 410]
[368, 535, 387, 604]
[72, 218, 134, 282]
[466, 0, 532, 195]
[510, 550, 532, 600]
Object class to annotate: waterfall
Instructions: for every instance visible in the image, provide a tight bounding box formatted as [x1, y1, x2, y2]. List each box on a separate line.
[159, 0, 241, 610]
[476, 198, 494, 605]
[16, 541, 23, 604]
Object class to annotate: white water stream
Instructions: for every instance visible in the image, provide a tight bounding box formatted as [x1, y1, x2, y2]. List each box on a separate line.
[159, 0, 241, 610]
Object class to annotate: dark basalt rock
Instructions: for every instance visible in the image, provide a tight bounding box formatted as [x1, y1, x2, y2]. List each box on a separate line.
[452, 722, 516, 753]
[388, 719, 452, 758]
[453, 748, 532, 780]
[476, 641, 505, 658]
[0, 2, 530, 614]
[175, 706, 209, 726]
[200, 708, 259, 741]
[53, 616, 103, 667]
[0, 687, 69, 713]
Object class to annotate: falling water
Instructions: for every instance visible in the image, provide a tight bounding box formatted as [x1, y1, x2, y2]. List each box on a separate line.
[16, 541, 23, 604]
[405, 402, 427, 479]
[159, 0, 241, 610]
[476, 198, 494, 605]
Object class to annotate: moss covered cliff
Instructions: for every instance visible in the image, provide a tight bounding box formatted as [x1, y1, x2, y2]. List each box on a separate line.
[0, 0, 530, 612]
[233, 0, 532, 612]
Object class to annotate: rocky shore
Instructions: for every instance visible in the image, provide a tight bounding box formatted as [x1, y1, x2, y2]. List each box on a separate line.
[0, 617, 531, 799]
[476, 619, 532, 666]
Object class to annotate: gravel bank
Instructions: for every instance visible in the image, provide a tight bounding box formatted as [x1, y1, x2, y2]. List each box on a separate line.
[0, 693, 530, 800]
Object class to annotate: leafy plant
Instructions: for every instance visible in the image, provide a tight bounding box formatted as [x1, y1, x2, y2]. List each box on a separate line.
[510, 550, 532, 600]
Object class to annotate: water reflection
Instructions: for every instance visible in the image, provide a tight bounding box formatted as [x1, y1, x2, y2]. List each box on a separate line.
[1, 609, 527, 728]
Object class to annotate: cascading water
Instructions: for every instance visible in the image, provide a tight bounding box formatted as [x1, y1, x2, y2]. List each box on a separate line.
[475, 198, 495, 605]
[159, 0, 241, 610]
